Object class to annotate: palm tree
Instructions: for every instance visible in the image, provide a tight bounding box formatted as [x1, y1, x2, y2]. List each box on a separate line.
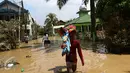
[44, 13, 58, 35]
[46, 0, 97, 41]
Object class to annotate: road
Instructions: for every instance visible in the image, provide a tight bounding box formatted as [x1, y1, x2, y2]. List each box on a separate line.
[0, 37, 130, 73]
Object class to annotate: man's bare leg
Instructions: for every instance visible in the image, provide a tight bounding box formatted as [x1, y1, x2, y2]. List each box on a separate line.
[72, 64, 77, 73]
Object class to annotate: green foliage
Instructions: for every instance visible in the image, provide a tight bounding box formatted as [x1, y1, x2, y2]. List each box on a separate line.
[0, 19, 20, 51]
[38, 27, 44, 36]
[96, 0, 130, 47]
[44, 13, 58, 36]
[31, 22, 39, 39]
[46, 0, 89, 9]
[57, 0, 68, 9]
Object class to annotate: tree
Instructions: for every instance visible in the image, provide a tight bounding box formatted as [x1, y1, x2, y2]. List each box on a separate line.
[0, 19, 20, 51]
[32, 22, 39, 39]
[96, 0, 130, 52]
[44, 13, 58, 35]
[46, 0, 97, 41]
[38, 27, 44, 36]
[90, 0, 97, 42]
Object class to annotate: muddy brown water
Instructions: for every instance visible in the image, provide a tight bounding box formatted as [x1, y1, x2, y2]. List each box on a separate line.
[0, 37, 130, 73]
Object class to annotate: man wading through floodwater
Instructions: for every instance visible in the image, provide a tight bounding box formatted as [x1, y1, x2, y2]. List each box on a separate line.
[61, 24, 84, 73]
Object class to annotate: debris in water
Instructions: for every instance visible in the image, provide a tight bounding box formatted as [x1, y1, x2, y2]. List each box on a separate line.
[21, 68, 24, 72]
[26, 55, 31, 58]
[7, 63, 14, 68]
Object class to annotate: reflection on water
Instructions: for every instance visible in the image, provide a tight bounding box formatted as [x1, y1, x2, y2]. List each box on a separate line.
[0, 48, 33, 73]
[80, 40, 93, 49]
[0, 37, 130, 73]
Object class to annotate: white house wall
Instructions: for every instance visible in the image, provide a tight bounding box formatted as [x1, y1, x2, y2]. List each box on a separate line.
[27, 13, 33, 36]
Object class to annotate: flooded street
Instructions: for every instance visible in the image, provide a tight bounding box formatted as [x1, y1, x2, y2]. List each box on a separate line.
[0, 37, 130, 73]
[0, 0, 129, 73]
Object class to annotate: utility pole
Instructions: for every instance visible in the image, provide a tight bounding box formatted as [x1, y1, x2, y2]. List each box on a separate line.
[21, 0, 27, 34]
[18, 2, 21, 46]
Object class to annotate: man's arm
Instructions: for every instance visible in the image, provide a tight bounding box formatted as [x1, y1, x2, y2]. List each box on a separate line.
[77, 41, 84, 66]
[61, 43, 67, 49]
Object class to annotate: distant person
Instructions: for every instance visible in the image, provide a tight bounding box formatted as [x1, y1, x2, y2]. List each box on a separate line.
[61, 25, 84, 73]
[42, 33, 50, 48]
[24, 34, 28, 43]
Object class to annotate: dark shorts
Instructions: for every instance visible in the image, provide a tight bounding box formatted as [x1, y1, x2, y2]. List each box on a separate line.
[44, 40, 50, 44]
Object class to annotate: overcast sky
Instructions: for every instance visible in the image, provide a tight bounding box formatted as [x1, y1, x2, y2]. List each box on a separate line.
[0, 0, 90, 26]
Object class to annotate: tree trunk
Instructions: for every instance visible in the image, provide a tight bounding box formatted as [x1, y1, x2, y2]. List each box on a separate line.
[90, 0, 96, 42]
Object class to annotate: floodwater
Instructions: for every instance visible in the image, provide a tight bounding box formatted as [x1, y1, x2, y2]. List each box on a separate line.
[0, 36, 130, 73]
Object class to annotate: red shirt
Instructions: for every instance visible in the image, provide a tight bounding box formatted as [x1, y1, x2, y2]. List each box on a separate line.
[65, 40, 84, 64]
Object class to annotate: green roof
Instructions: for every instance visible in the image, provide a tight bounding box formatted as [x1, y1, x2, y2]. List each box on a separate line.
[67, 14, 100, 24]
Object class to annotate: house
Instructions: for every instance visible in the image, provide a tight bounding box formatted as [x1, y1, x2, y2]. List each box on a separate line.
[0, 0, 36, 40]
[27, 13, 34, 36]
[66, 5, 100, 39]
[0, 0, 28, 20]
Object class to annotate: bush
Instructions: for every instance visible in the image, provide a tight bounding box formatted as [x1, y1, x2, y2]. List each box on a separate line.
[96, 0, 130, 53]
